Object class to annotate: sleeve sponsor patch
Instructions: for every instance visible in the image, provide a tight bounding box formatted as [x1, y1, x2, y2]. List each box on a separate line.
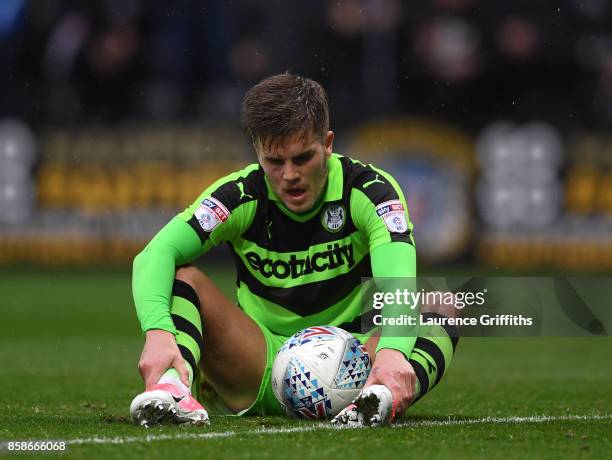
[375, 199, 408, 233]
[194, 197, 230, 232]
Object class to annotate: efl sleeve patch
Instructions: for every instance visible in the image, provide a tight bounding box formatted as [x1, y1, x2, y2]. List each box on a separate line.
[375, 200, 408, 233]
[194, 197, 230, 232]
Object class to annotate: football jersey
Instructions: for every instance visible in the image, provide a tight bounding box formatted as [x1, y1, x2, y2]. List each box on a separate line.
[176, 153, 414, 336]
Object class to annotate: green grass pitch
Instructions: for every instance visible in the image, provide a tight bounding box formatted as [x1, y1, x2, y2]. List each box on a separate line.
[0, 267, 610, 459]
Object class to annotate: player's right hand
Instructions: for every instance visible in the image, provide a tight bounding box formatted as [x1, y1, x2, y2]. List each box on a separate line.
[138, 329, 190, 389]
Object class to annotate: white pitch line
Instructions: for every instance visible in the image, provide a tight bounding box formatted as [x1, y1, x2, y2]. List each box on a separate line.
[394, 414, 612, 428]
[66, 414, 612, 446]
[68, 425, 330, 446]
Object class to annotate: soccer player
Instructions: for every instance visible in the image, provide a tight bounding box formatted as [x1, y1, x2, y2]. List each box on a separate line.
[129, 74, 459, 427]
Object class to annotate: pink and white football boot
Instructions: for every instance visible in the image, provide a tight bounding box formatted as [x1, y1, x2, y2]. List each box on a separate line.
[130, 383, 209, 427]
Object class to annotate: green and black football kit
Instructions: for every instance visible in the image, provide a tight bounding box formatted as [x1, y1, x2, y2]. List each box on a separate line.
[133, 153, 457, 414]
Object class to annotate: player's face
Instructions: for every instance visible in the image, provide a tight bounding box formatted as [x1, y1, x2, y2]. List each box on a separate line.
[256, 130, 334, 213]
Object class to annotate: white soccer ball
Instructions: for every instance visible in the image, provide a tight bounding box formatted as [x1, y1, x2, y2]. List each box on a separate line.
[271, 326, 371, 419]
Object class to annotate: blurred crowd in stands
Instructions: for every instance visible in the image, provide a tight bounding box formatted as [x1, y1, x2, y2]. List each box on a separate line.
[1, 0, 612, 132]
[3, 1, 612, 268]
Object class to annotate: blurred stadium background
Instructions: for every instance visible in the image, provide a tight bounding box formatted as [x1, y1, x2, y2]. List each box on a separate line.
[1, 0, 612, 272]
[1, 4, 612, 456]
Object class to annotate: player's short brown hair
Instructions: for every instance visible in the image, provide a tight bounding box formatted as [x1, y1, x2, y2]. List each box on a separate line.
[241, 73, 330, 150]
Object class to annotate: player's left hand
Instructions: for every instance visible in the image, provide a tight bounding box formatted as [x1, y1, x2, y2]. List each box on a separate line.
[364, 348, 416, 418]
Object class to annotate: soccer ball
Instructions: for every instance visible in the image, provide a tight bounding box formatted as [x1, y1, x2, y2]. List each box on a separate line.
[271, 326, 371, 419]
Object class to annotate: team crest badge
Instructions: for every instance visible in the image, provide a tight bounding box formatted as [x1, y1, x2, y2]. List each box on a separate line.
[321, 204, 345, 233]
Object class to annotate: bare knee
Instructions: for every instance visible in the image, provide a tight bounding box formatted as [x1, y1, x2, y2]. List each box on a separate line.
[421, 291, 462, 319]
[175, 265, 207, 288]
[174, 265, 208, 313]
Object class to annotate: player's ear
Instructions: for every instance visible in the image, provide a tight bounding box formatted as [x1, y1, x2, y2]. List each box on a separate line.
[324, 131, 334, 156]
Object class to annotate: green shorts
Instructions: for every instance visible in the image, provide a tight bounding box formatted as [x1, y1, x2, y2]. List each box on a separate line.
[203, 313, 459, 416]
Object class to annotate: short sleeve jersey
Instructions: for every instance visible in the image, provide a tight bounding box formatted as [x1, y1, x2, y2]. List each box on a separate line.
[177, 153, 414, 336]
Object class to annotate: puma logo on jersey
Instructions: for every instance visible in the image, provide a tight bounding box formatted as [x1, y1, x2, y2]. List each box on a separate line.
[237, 181, 254, 201]
[245, 243, 355, 279]
[363, 174, 385, 189]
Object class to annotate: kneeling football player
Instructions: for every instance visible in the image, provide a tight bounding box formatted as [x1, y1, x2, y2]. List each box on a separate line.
[129, 74, 459, 426]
